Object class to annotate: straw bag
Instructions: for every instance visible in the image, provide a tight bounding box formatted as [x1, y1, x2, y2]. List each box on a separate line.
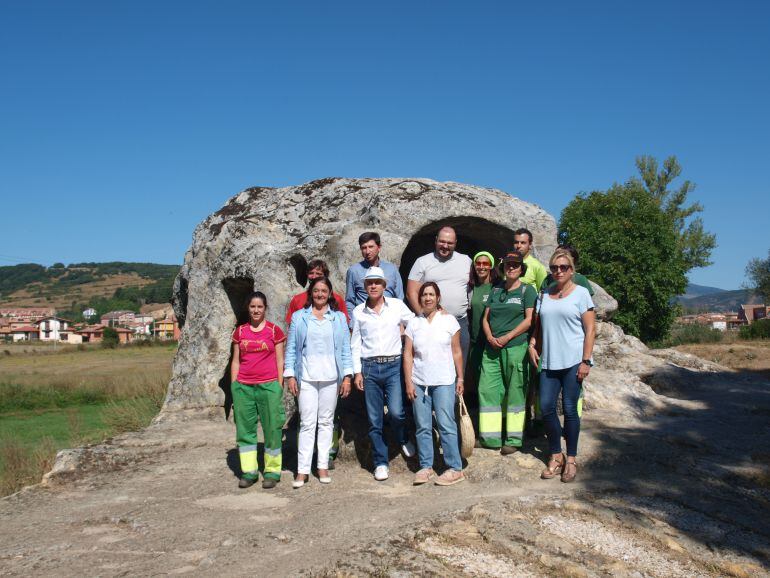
[457, 395, 475, 459]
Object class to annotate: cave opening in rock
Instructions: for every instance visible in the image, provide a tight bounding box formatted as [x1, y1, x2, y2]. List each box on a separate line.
[220, 276, 255, 418]
[398, 216, 519, 287]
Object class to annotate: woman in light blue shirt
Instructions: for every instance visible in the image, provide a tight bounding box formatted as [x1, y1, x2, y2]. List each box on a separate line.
[285, 277, 354, 488]
[529, 249, 595, 483]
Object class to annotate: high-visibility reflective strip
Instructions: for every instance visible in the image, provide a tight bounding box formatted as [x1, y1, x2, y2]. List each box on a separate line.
[479, 431, 502, 440]
[264, 446, 281, 457]
[507, 404, 525, 413]
[264, 452, 282, 475]
[238, 444, 257, 453]
[479, 411, 502, 434]
[479, 406, 500, 413]
[239, 450, 257, 474]
[506, 431, 523, 438]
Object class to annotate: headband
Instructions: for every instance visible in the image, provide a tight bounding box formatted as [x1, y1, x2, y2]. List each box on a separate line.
[473, 251, 495, 268]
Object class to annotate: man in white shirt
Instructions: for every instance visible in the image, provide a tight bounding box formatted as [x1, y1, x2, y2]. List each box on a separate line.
[406, 226, 473, 369]
[352, 267, 415, 481]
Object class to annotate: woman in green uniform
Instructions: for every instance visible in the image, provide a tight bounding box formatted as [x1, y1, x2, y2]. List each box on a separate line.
[477, 251, 537, 454]
[466, 251, 498, 394]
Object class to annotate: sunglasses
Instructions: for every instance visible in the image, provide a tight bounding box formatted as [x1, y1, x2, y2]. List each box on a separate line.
[504, 262, 522, 269]
[549, 264, 572, 273]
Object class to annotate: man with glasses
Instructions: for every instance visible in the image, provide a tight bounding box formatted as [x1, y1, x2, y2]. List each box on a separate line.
[406, 226, 473, 369]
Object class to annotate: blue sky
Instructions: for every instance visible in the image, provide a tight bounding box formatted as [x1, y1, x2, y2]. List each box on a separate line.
[1, 1, 768, 290]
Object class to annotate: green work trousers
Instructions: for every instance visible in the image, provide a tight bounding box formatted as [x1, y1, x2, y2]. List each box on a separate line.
[477, 342, 529, 448]
[232, 380, 285, 481]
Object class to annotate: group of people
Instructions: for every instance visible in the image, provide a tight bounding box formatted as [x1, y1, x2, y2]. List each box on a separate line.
[230, 226, 595, 490]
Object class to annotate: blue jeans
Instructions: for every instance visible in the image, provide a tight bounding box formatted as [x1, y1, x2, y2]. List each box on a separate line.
[539, 363, 582, 456]
[363, 358, 406, 467]
[412, 384, 462, 471]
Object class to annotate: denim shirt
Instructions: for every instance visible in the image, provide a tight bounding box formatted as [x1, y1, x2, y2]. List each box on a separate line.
[283, 307, 354, 383]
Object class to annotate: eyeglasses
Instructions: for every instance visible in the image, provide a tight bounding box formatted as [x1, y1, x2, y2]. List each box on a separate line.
[549, 264, 572, 273]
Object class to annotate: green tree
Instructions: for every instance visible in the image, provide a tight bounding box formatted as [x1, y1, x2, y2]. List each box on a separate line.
[559, 156, 716, 343]
[635, 155, 716, 270]
[559, 181, 688, 342]
[102, 327, 120, 349]
[744, 250, 770, 301]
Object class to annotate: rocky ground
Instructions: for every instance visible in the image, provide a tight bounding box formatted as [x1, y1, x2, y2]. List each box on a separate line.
[1, 362, 769, 577]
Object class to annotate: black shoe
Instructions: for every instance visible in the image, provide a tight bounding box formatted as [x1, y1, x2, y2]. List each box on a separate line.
[501, 445, 519, 456]
[239, 477, 257, 489]
[328, 458, 336, 471]
[262, 478, 278, 489]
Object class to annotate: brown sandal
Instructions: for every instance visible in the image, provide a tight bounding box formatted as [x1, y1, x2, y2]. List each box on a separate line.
[541, 453, 565, 479]
[561, 460, 578, 483]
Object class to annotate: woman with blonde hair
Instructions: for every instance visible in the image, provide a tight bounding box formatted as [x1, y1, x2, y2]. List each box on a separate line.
[529, 249, 595, 482]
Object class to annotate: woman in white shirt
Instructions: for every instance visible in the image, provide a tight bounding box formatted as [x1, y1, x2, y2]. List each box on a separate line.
[403, 282, 465, 486]
[284, 277, 354, 488]
[529, 249, 595, 483]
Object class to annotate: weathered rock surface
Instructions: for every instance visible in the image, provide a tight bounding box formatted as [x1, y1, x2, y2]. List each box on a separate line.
[166, 177, 562, 411]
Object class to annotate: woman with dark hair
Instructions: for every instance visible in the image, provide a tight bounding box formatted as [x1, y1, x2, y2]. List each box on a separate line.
[467, 251, 499, 392]
[403, 282, 465, 486]
[477, 251, 537, 454]
[230, 291, 286, 489]
[284, 277, 353, 488]
[285, 258, 349, 325]
[529, 249, 596, 483]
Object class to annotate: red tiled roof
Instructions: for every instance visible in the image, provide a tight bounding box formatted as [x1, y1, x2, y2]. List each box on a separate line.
[13, 325, 39, 332]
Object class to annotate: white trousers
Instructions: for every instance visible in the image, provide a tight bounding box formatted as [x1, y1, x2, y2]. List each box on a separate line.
[297, 379, 338, 474]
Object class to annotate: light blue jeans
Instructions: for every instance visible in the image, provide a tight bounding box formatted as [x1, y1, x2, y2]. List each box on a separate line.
[412, 383, 463, 471]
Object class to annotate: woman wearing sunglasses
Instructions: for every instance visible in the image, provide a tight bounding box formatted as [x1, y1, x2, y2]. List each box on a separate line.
[477, 251, 537, 454]
[529, 249, 596, 482]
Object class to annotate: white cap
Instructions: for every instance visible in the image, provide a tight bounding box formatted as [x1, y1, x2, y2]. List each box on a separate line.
[363, 266, 386, 281]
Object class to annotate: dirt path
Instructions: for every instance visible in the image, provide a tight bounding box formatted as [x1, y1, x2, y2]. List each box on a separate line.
[1, 366, 769, 577]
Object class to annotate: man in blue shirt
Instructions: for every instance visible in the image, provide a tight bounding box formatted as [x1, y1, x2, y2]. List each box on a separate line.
[345, 231, 404, 324]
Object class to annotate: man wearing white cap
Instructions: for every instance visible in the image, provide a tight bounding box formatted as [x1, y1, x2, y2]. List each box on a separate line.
[351, 266, 415, 481]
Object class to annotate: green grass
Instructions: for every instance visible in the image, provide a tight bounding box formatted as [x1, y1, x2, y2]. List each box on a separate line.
[0, 345, 173, 496]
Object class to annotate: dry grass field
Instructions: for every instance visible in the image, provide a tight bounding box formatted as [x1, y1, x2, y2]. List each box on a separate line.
[675, 337, 770, 380]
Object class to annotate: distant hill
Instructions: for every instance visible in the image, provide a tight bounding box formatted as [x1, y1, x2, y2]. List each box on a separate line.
[0, 262, 180, 318]
[677, 288, 762, 313]
[681, 283, 728, 299]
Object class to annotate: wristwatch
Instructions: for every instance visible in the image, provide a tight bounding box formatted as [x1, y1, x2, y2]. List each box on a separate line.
[581, 359, 593, 367]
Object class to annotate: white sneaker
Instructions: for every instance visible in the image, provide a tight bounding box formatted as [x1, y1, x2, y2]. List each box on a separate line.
[374, 465, 389, 481]
[401, 440, 416, 458]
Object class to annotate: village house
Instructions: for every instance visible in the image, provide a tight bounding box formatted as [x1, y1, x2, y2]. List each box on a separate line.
[152, 314, 180, 340]
[127, 314, 155, 336]
[77, 324, 134, 344]
[82, 307, 97, 319]
[100, 310, 136, 327]
[739, 304, 769, 325]
[35, 316, 72, 341]
[8, 325, 40, 341]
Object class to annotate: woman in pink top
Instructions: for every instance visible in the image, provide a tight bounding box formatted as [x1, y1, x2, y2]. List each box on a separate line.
[231, 291, 286, 490]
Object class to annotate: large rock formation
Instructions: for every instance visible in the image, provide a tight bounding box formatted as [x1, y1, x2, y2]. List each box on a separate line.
[165, 177, 566, 411]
